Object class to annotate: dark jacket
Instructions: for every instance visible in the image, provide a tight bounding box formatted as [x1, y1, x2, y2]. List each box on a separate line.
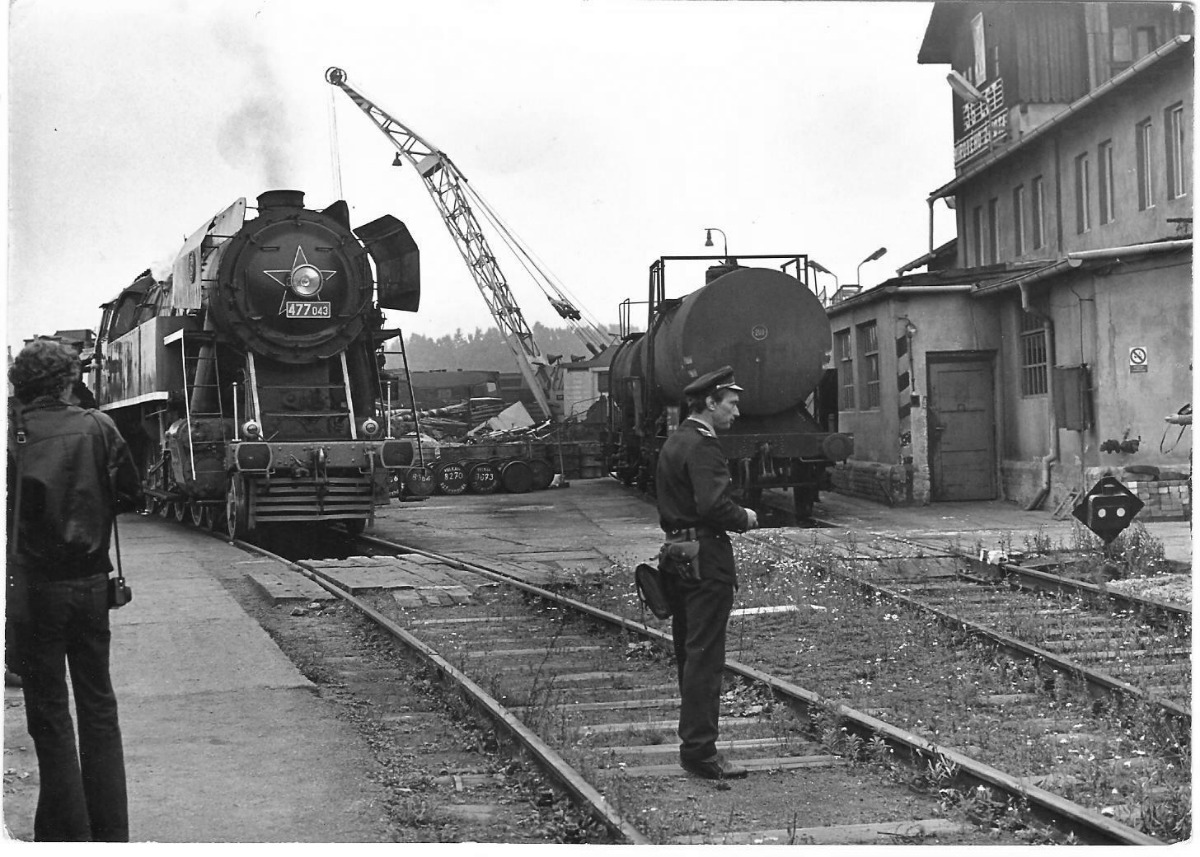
[655, 418, 750, 583]
[7, 397, 142, 578]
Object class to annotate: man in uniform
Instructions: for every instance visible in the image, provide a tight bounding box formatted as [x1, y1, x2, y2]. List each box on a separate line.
[655, 365, 758, 779]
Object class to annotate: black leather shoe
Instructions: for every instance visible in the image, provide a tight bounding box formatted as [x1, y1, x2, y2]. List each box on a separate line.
[681, 754, 748, 780]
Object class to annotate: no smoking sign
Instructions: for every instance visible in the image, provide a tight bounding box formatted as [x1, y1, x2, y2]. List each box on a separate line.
[1129, 346, 1148, 374]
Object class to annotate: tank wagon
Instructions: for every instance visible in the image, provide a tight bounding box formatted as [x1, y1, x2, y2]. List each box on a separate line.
[605, 255, 853, 519]
[92, 189, 421, 539]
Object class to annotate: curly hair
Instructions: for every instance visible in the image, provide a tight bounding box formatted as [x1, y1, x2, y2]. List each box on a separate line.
[9, 339, 81, 403]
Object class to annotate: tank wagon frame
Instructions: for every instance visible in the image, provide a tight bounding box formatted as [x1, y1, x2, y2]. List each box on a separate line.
[605, 254, 852, 519]
[92, 190, 422, 540]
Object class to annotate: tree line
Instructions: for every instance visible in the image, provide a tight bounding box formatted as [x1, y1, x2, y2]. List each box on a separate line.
[399, 323, 615, 372]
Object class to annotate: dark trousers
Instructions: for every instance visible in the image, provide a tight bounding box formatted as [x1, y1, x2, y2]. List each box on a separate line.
[663, 574, 734, 763]
[19, 572, 128, 842]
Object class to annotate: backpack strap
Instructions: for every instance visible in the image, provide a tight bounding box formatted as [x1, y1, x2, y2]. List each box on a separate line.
[7, 400, 27, 557]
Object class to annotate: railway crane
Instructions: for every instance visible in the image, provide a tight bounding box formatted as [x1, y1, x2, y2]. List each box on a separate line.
[325, 67, 614, 422]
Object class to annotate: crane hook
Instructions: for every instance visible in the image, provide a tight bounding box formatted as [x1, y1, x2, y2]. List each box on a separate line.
[325, 67, 347, 86]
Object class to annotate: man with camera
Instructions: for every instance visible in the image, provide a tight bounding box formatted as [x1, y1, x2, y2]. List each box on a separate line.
[655, 365, 758, 780]
[7, 338, 141, 840]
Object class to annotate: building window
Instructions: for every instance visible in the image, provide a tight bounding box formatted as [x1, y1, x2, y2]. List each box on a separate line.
[1137, 118, 1155, 210]
[1020, 311, 1048, 397]
[1098, 140, 1115, 225]
[1031, 175, 1045, 249]
[1012, 185, 1026, 256]
[1074, 152, 1091, 234]
[971, 13, 987, 84]
[987, 197, 1000, 262]
[1135, 26, 1158, 59]
[971, 205, 984, 266]
[857, 321, 880, 410]
[835, 329, 854, 410]
[1166, 102, 1187, 200]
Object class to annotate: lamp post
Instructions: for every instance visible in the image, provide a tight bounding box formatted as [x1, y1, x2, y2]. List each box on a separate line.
[704, 227, 728, 260]
[856, 246, 888, 286]
[807, 259, 838, 305]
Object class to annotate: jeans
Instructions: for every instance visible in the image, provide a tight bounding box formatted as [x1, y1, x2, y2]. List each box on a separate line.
[20, 572, 128, 841]
[663, 574, 735, 763]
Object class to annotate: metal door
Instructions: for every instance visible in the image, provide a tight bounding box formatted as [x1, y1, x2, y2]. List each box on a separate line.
[928, 356, 996, 501]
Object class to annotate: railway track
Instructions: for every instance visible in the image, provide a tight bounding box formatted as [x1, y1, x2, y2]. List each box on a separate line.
[227, 525, 1171, 845]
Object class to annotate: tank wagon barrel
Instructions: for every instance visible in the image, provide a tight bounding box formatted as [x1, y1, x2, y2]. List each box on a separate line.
[92, 189, 423, 539]
[606, 256, 852, 518]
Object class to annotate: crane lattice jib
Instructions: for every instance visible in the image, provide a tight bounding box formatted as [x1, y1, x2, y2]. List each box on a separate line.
[326, 68, 555, 421]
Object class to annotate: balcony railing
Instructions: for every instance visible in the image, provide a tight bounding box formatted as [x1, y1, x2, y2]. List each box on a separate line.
[954, 78, 1008, 167]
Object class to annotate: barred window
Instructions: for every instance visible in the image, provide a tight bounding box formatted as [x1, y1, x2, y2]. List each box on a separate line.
[857, 321, 880, 410]
[835, 329, 854, 410]
[1020, 311, 1048, 396]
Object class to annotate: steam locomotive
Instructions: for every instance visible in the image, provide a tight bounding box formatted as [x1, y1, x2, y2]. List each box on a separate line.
[92, 189, 421, 539]
[605, 255, 853, 519]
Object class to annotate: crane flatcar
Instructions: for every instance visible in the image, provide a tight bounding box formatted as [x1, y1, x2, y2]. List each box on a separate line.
[605, 255, 853, 519]
[92, 189, 421, 539]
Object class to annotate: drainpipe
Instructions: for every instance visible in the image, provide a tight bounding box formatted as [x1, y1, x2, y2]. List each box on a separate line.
[1021, 287, 1059, 512]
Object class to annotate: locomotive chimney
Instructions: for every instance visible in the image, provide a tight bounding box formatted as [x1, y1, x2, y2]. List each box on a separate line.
[257, 189, 305, 211]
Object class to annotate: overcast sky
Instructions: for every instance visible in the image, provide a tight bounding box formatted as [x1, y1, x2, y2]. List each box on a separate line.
[4, 0, 956, 355]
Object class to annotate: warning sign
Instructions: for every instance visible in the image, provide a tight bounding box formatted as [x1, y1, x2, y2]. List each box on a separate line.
[1129, 346, 1148, 374]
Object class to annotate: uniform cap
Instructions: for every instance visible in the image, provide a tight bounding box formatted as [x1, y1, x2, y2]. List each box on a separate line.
[683, 365, 743, 399]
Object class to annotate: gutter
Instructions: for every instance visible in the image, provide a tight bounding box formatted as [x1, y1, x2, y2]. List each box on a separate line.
[973, 239, 1193, 299]
[928, 35, 1193, 204]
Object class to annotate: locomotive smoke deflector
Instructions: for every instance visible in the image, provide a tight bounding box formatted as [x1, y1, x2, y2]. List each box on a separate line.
[354, 215, 421, 312]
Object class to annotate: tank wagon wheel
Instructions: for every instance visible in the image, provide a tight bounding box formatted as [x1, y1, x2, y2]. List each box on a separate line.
[465, 461, 498, 494]
[435, 461, 467, 495]
[527, 458, 554, 491]
[405, 466, 434, 498]
[226, 475, 251, 541]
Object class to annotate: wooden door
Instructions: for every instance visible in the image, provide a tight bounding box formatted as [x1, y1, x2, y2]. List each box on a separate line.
[928, 356, 996, 501]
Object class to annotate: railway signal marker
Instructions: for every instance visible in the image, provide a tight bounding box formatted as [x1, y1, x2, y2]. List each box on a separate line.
[1071, 476, 1144, 544]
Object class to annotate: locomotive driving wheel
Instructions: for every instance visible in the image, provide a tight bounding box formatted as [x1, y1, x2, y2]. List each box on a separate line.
[225, 474, 251, 541]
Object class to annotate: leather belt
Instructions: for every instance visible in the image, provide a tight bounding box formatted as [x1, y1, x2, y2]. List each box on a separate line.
[665, 525, 722, 541]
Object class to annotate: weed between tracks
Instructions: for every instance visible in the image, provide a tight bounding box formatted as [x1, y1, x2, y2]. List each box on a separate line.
[579, 529, 1190, 843]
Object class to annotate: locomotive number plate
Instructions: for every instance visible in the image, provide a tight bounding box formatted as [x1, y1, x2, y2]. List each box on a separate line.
[286, 301, 331, 318]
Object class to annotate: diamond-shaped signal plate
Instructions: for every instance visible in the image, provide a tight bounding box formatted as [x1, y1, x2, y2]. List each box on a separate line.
[1071, 475, 1145, 544]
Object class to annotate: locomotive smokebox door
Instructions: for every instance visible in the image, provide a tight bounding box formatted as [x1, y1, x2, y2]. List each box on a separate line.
[355, 215, 421, 312]
[1071, 475, 1144, 544]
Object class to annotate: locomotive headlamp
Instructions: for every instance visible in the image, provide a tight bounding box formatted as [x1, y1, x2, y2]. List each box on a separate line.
[290, 265, 323, 297]
[242, 419, 262, 439]
[360, 417, 381, 437]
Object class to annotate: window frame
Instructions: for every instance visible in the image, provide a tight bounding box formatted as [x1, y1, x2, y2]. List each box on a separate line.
[1019, 311, 1048, 397]
[971, 205, 985, 266]
[1074, 151, 1091, 234]
[1098, 139, 1115, 225]
[835, 328, 855, 411]
[1031, 175, 1045, 250]
[856, 321, 880, 411]
[1012, 184, 1026, 256]
[987, 197, 1000, 263]
[1137, 118, 1155, 211]
[1166, 102, 1186, 200]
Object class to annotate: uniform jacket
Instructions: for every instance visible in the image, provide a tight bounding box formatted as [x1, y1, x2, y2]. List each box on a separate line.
[655, 418, 750, 584]
[7, 397, 142, 578]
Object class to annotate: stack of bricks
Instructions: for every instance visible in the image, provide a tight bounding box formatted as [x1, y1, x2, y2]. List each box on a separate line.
[1124, 479, 1191, 521]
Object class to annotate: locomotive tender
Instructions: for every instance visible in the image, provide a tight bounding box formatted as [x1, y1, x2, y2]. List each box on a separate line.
[605, 255, 853, 519]
[93, 189, 421, 539]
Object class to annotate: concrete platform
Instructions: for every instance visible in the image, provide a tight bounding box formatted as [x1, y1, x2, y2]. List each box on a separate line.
[3, 514, 395, 842]
[376, 478, 1192, 571]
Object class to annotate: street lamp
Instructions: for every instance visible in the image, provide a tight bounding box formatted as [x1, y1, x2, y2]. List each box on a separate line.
[704, 227, 728, 260]
[807, 259, 839, 291]
[856, 247, 888, 285]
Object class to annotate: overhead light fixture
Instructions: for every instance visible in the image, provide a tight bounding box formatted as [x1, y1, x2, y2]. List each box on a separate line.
[946, 70, 983, 103]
